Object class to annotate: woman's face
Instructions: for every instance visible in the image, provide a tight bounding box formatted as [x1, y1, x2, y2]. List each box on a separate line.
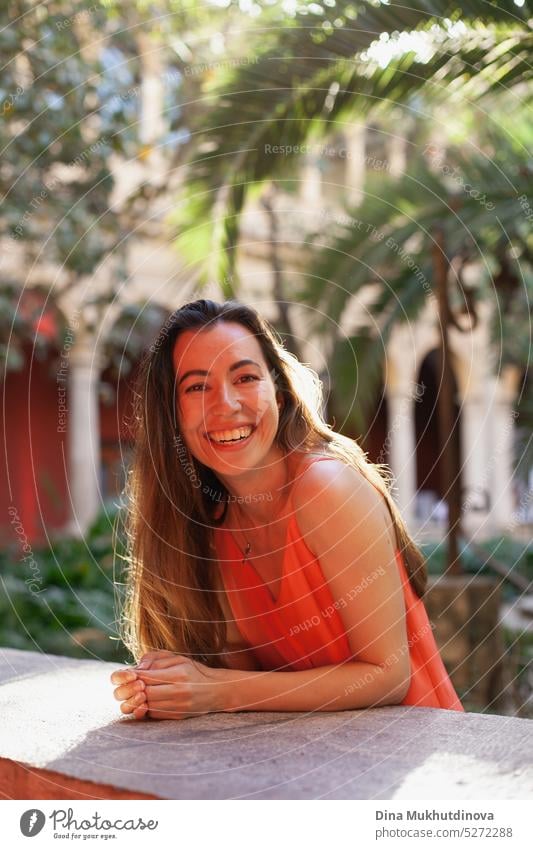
[172, 321, 283, 478]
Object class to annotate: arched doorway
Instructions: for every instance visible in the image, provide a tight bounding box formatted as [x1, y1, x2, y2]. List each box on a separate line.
[99, 362, 137, 502]
[360, 383, 389, 466]
[414, 348, 462, 523]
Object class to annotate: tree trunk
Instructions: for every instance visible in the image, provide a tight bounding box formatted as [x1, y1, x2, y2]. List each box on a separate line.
[433, 228, 463, 575]
[261, 187, 303, 360]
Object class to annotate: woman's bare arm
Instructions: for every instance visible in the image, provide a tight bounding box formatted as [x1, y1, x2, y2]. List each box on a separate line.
[219, 642, 260, 671]
[214, 657, 407, 712]
[213, 459, 411, 712]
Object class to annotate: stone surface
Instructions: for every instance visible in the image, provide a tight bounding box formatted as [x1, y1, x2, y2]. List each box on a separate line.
[1, 647, 532, 800]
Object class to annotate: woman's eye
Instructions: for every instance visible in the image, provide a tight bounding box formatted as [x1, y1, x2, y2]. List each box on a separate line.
[184, 375, 258, 393]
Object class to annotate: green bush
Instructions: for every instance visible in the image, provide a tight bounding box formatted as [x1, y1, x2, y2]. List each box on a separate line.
[0, 505, 131, 663]
[421, 535, 532, 602]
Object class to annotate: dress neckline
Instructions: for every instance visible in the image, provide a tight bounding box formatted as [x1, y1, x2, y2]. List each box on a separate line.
[224, 513, 300, 606]
[217, 454, 408, 608]
[220, 452, 331, 606]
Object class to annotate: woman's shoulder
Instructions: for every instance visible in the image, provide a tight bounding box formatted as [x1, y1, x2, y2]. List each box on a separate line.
[291, 453, 395, 548]
[291, 451, 369, 501]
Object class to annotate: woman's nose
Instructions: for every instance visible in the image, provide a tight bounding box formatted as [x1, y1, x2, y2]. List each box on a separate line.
[210, 382, 242, 413]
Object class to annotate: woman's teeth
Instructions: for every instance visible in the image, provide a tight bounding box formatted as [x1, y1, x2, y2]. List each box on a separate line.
[208, 426, 254, 444]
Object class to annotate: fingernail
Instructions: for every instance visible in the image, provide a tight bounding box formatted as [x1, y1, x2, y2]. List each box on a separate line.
[136, 660, 149, 669]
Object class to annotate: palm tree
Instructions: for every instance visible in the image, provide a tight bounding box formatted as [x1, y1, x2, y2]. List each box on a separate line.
[299, 137, 532, 571]
[175, 0, 532, 283]
[174, 0, 533, 572]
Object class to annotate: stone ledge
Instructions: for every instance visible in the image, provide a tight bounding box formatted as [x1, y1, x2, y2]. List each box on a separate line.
[1, 648, 532, 800]
[0, 757, 157, 800]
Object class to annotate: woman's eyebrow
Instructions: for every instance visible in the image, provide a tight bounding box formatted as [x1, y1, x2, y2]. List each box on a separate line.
[177, 359, 262, 386]
[229, 358, 262, 372]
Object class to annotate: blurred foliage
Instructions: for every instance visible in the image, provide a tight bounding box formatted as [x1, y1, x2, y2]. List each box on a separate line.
[0, 283, 68, 371]
[0, 1, 126, 272]
[171, 0, 532, 474]
[1, 0, 263, 370]
[0, 504, 131, 663]
[175, 0, 533, 283]
[421, 536, 533, 602]
[305, 122, 533, 436]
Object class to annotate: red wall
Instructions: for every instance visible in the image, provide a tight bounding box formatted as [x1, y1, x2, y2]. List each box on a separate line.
[1, 346, 70, 545]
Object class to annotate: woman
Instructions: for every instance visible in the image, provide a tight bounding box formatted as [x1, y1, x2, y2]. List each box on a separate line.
[111, 298, 464, 719]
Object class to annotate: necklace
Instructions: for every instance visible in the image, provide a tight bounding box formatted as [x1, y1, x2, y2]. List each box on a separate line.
[227, 459, 292, 565]
[231, 503, 254, 565]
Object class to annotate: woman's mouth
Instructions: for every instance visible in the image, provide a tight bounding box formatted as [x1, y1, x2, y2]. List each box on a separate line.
[204, 424, 256, 449]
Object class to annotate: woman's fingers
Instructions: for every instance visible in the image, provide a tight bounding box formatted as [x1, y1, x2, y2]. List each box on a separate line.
[136, 664, 190, 685]
[110, 668, 138, 686]
[143, 701, 192, 721]
[120, 691, 147, 714]
[109, 654, 172, 686]
[112, 654, 195, 721]
[136, 669, 175, 685]
[135, 650, 180, 670]
[144, 683, 186, 703]
[113, 678, 145, 702]
[128, 697, 193, 720]
[133, 703, 149, 720]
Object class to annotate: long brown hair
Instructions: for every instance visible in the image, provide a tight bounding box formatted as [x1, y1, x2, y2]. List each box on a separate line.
[120, 298, 427, 666]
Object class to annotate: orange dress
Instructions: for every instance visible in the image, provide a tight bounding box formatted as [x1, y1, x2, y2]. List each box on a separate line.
[214, 457, 464, 711]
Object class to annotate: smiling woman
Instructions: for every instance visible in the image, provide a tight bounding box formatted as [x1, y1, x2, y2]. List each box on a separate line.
[111, 299, 463, 721]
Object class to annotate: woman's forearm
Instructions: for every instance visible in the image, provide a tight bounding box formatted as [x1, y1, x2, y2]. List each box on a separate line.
[215, 659, 410, 713]
[218, 644, 260, 671]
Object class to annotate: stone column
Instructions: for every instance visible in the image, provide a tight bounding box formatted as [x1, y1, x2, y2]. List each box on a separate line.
[386, 387, 417, 530]
[487, 376, 517, 530]
[300, 155, 322, 207]
[67, 341, 102, 535]
[136, 31, 166, 185]
[388, 133, 407, 178]
[460, 394, 491, 535]
[344, 121, 366, 207]
[137, 31, 165, 146]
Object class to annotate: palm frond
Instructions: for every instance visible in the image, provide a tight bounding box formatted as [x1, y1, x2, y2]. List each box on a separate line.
[173, 0, 532, 280]
[295, 136, 532, 439]
[301, 140, 533, 329]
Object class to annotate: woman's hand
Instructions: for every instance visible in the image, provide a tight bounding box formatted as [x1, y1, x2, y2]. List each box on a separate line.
[111, 650, 224, 721]
[110, 664, 147, 718]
